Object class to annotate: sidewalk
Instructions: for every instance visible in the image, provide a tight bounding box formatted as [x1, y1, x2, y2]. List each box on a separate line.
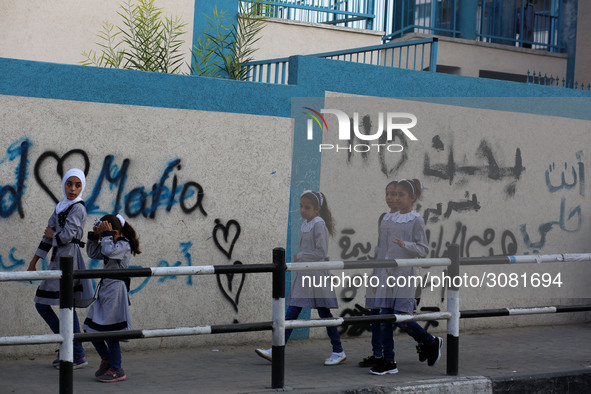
[1, 322, 590, 393]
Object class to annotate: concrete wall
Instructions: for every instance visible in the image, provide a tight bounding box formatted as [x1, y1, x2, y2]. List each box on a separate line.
[0, 0, 195, 72]
[575, 0, 591, 84]
[1, 53, 590, 357]
[0, 1, 584, 84]
[252, 18, 383, 60]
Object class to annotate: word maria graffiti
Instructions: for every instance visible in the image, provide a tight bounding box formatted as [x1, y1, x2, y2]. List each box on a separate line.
[1, 139, 247, 318]
[1, 139, 206, 219]
[304, 108, 418, 153]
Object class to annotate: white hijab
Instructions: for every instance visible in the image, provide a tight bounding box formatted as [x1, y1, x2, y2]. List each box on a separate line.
[56, 168, 86, 214]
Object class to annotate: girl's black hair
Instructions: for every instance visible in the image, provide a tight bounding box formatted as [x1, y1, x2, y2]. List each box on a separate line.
[397, 179, 423, 202]
[301, 191, 335, 237]
[385, 180, 398, 191]
[100, 214, 142, 255]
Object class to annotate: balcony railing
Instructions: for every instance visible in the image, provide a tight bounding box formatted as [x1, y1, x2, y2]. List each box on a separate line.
[246, 0, 564, 52]
[246, 37, 438, 84]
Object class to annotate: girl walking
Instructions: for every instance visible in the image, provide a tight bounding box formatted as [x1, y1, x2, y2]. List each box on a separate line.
[369, 179, 442, 375]
[359, 180, 398, 368]
[27, 168, 94, 368]
[256, 190, 346, 366]
[84, 214, 141, 382]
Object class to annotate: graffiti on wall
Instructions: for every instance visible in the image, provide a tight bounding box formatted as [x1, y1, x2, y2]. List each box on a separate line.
[1, 138, 248, 318]
[331, 119, 587, 335]
[519, 151, 585, 252]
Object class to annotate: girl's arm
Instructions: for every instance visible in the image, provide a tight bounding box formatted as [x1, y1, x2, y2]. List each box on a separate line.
[396, 218, 429, 258]
[53, 204, 87, 247]
[30, 213, 57, 268]
[86, 231, 103, 260]
[296, 222, 329, 262]
[100, 233, 131, 260]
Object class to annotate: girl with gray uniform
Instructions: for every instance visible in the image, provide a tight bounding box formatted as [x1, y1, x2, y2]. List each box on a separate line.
[27, 168, 94, 369]
[256, 190, 346, 366]
[369, 179, 442, 376]
[84, 214, 140, 383]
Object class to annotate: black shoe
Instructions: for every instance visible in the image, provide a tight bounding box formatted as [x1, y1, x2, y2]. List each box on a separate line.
[369, 360, 398, 375]
[425, 337, 443, 366]
[416, 344, 427, 362]
[359, 355, 383, 368]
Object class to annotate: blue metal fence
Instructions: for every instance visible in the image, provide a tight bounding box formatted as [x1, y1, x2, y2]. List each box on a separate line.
[247, 37, 438, 84]
[253, 0, 563, 52]
[242, 0, 376, 29]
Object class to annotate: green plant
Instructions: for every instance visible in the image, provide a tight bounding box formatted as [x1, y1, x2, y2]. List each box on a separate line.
[81, 0, 186, 73]
[191, 0, 272, 80]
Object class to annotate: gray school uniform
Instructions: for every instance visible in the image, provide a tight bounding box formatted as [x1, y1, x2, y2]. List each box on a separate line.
[83, 233, 132, 332]
[288, 217, 338, 309]
[370, 211, 429, 313]
[34, 201, 94, 307]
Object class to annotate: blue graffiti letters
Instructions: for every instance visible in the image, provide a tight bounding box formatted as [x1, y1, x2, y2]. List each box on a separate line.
[0, 139, 30, 218]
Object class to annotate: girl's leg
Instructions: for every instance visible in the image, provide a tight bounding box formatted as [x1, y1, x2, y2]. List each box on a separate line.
[72, 309, 85, 360]
[379, 308, 395, 361]
[370, 308, 383, 358]
[317, 308, 343, 353]
[92, 340, 110, 362]
[393, 309, 434, 345]
[35, 303, 59, 334]
[284, 306, 302, 343]
[106, 341, 122, 370]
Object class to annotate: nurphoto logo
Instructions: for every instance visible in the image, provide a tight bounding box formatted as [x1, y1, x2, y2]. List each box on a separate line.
[304, 107, 418, 153]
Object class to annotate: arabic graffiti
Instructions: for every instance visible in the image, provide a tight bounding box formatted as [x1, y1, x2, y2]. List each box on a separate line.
[423, 136, 525, 194]
[422, 192, 481, 224]
[426, 221, 518, 258]
[520, 152, 585, 251]
[338, 229, 375, 261]
[545, 151, 585, 196]
[344, 114, 410, 177]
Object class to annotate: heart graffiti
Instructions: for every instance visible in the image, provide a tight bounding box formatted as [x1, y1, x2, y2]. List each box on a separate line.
[212, 219, 244, 314]
[216, 261, 246, 313]
[34, 149, 90, 203]
[212, 219, 241, 260]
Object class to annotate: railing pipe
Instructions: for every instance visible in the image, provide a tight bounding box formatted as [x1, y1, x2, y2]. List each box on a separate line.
[271, 247, 286, 389]
[447, 244, 460, 376]
[58, 256, 74, 394]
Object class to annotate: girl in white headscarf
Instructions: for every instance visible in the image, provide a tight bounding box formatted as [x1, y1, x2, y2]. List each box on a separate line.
[27, 168, 94, 369]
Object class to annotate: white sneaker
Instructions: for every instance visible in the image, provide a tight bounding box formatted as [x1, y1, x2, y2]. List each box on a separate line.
[255, 348, 272, 362]
[324, 351, 346, 366]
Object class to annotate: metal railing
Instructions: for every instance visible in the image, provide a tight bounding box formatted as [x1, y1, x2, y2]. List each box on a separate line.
[526, 70, 591, 91]
[255, 1, 564, 52]
[247, 37, 438, 84]
[2, 245, 591, 392]
[242, 0, 376, 29]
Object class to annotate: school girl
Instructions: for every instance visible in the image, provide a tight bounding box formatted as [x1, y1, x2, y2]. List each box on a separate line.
[369, 179, 442, 375]
[359, 180, 398, 368]
[27, 168, 94, 368]
[84, 214, 140, 382]
[256, 190, 346, 366]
